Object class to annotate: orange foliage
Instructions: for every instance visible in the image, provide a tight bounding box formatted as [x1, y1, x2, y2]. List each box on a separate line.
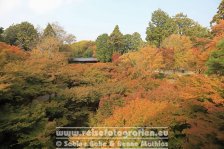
[212, 20, 224, 36]
[112, 52, 121, 63]
[3, 49, 66, 80]
[189, 48, 209, 73]
[208, 20, 224, 50]
[160, 48, 175, 70]
[178, 75, 224, 104]
[147, 81, 180, 101]
[120, 46, 164, 75]
[102, 99, 167, 127]
[0, 42, 24, 55]
[0, 76, 10, 91]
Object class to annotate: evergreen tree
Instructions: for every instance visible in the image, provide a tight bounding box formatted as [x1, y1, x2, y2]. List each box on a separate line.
[146, 9, 176, 47]
[109, 25, 124, 53]
[0, 27, 4, 42]
[132, 32, 144, 50]
[211, 0, 224, 25]
[123, 32, 143, 53]
[173, 13, 211, 39]
[206, 39, 224, 76]
[96, 34, 112, 62]
[43, 23, 56, 38]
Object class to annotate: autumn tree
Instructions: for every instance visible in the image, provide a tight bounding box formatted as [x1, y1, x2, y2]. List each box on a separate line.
[121, 46, 164, 74]
[37, 23, 76, 52]
[146, 9, 176, 47]
[160, 48, 175, 70]
[206, 39, 224, 76]
[36, 36, 61, 52]
[103, 99, 167, 127]
[109, 25, 124, 53]
[43, 23, 56, 38]
[189, 48, 208, 73]
[0, 42, 26, 67]
[0, 49, 67, 148]
[96, 34, 112, 62]
[212, 19, 224, 36]
[51, 22, 76, 44]
[211, 0, 224, 25]
[0, 76, 10, 92]
[161, 34, 193, 70]
[70, 40, 96, 57]
[3, 22, 38, 50]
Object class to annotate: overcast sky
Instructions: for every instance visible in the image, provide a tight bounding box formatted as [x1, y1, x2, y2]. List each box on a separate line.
[0, 0, 221, 41]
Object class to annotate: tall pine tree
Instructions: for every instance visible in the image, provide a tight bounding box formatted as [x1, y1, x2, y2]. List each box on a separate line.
[96, 34, 112, 62]
[109, 25, 124, 53]
[43, 23, 56, 38]
[146, 9, 176, 47]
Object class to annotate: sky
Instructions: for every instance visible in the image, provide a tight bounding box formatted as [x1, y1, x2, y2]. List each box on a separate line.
[0, 0, 221, 41]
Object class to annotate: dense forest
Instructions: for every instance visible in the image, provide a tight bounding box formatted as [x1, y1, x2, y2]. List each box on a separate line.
[0, 1, 224, 149]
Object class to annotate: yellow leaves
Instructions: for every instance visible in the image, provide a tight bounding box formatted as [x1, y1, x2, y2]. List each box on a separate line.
[162, 34, 192, 52]
[3, 48, 67, 81]
[120, 46, 164, 74]
[36, 36, 61, 52]
[161, 34, 193, 69]
[0, 76, 10, 91]
[178, 75, 224, 104]
[102, 99, 167, 127]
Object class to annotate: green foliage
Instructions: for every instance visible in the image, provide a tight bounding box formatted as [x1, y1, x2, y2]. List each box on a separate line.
[123, 32, 144, 53]
[0, 49, 111, 148]
[211, 0, 224, 25]
[109, 25, 124, 53]
[70, 40, 95, 58]
[146, 10, 211, 48]
[146, 9, 177, 47]
[207, 39, 224, 76]
[191, 104, 208, 113]
[96, 34, 112, 62]
[43, 23, 56, 38]
[131, 32, 144, 50]
[3, 22, 38, 50]
[173, 13, 211, 39]
[0, 5, 223, 149]
[3, 25, 18, 45]
[0, 27, 4, 42]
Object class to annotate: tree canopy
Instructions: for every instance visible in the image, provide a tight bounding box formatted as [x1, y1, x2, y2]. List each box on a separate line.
[146, 9, 176, 47]
[207, 39, 224, 76]
[211, 0, 224, 25]
[43, 23, 56, 38]
[109, 25, 124, 53]
[96, 34, 112, 62]
[3, 22, 38, 50]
